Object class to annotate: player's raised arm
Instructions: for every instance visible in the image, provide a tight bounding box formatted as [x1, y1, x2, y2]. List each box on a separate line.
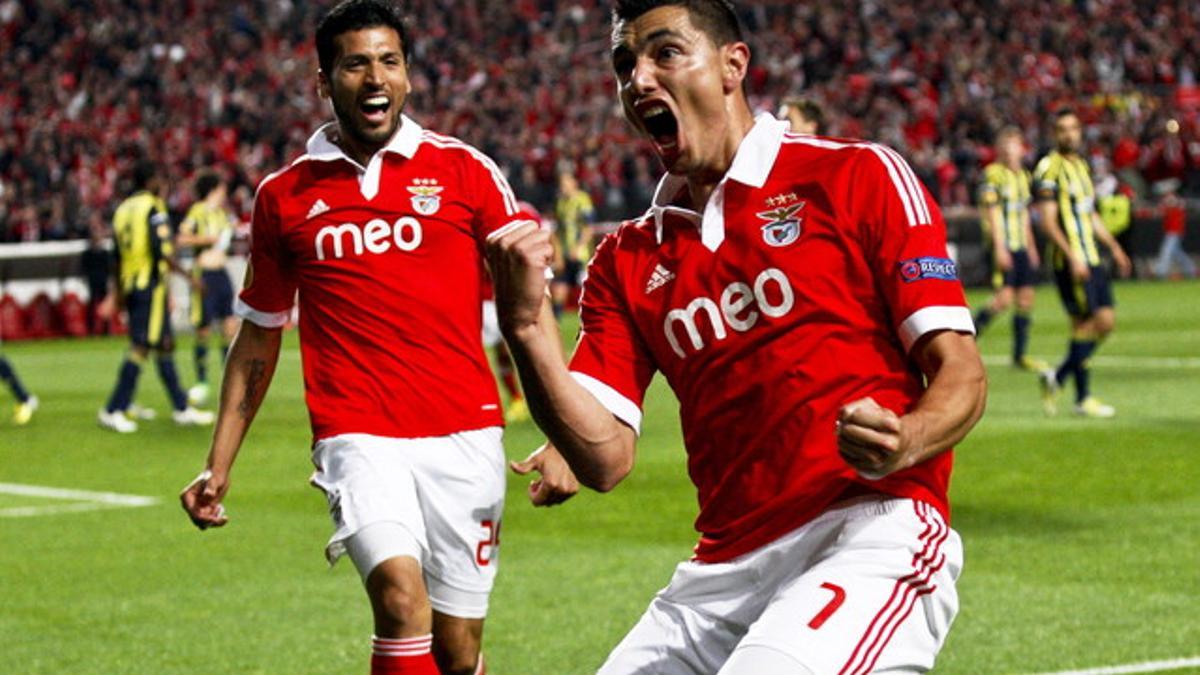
[487, 221, 638, 493]
[181, 319, 282, 529]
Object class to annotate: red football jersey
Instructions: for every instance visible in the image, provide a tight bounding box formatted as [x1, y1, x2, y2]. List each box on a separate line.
[570, 115, 974, 563]
[239, 117, 529, 442]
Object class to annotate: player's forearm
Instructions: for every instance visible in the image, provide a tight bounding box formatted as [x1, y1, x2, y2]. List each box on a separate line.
[898, 332, 987, 465]
[1037, 202, 1072, 255]
[506, 317, 635, 492]
[1091, 214, 1123, 253]
[986, 207, 1005, 254]
[177, 233, 218, 247]
[206, 321, 282, 477]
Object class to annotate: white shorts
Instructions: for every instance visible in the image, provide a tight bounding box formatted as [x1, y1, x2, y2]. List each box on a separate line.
[309, 428, 506, 619]
[481, 300, 501, 348]
[599, 496, 963, 675]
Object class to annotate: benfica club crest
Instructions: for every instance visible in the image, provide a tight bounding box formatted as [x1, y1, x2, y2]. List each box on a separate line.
[756, 202, 805, 247]
[407, 179, 444, 215]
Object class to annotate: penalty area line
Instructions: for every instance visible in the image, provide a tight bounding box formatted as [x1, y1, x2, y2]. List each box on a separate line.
[1034, 656, 1200, 675]
[0, 482, 160, 518]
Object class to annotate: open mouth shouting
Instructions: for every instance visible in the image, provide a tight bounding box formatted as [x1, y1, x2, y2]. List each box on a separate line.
[635, 99, 682, 163]
[359, 93, 392, 126]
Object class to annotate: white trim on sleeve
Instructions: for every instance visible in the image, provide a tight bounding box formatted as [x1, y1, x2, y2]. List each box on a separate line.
[570, 372, 643, 436]
[898, 306, 975, 352]
[484, 218, 538, 244]
[235, 297, 291, 329]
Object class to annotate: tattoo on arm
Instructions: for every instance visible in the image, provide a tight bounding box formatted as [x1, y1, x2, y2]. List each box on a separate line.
[238, 359, 267, 418]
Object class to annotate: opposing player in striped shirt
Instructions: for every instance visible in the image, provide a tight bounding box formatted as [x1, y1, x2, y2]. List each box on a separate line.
[489, 0, 987, 672]
[972, 126, 1048, 371]
[1034, 109, 1132, 418]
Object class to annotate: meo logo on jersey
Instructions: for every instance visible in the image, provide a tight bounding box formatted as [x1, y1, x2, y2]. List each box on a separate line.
[756, 203, 805, 247]
[407, 178, 444, 216]
[899, 257, 958, 283]
[315, 217, 423, 261]
[663, 267, 794, 358]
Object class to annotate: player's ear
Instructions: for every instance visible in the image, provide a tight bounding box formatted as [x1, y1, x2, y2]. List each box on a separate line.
[721, 41, 750, 94]
[317, 70, 330, 100]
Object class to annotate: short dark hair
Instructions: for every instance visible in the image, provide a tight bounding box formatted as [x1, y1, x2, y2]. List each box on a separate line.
[612, 0, 743, 46]
[193, 170, 223, 201]
[132, 160, 158, 191]
[781, 96, 824, 133]
[1054, 107, 1078, 121]
[316, 0, 410, 75]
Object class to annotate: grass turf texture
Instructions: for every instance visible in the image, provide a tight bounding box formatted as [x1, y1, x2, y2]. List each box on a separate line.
[1, 279, 1197, 673]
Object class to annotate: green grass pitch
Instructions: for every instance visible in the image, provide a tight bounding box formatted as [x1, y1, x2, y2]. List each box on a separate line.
[1, 280, 1197, 673]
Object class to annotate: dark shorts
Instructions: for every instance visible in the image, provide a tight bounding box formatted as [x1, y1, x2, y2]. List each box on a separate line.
[126, 285, 173, 349]
[554, 258, 584, 286]
[1054, 263, 1114, 318]
[992, 249, 1038, 289]
[192, 269, 235, 327]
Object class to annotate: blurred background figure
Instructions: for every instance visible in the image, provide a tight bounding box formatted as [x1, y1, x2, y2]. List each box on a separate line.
[971, 126, 1046, 371]
[1153, 178, 1197, 280]
[176, 170, 239, 406]
[551, 170, 595, 317]
[98, 161, 212, 433]
[778, 96, 825, 135]
[81, 211, 114, 335]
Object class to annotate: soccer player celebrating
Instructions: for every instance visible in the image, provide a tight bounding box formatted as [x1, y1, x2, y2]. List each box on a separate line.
[179, 2, 574, 674]
[972, 126, 1047, 371]
[98, 160, 214, 433]
[489, 1, 987, 672]
[176, 170, 239, 406]
[1034, 109, 1132, 418]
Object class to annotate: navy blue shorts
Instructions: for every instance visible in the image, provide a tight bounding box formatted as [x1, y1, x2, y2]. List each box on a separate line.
[554, 258, 584, 286]
[192, 270, 235, 327]
[994, 249, 1038, 289]
[1054, 263, 1114, 318]
[126, 285, 173, 349]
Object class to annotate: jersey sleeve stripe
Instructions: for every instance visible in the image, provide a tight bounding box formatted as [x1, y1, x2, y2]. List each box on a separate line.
[782, 136, 930, 225]
[570, 371, 643, 435]
[421, 133, 519, 216]
[897, 306, 975, 352]
[864, 146, 919, 226]
[234, 297, 290, 329]
[484, 218, 539, 243]
[879, 146, 931, 224]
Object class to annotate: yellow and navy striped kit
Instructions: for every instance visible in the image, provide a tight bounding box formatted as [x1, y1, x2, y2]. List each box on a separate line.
[1033, 151, 1100, 266]
[180, 201, 233, 271]
[112, 191, 172, 292]
[979, 162, 1032, 252]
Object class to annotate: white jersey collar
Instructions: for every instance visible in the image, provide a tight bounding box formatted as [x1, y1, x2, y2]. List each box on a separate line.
[650, 112, 788, 251]
[304, 115, 423, 200]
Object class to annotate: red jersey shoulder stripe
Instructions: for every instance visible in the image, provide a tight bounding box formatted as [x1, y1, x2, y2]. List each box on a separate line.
[420, 131, 519, 216]
[782, 136, 932, 227]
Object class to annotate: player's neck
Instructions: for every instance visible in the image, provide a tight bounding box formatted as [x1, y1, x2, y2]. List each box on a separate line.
[330, 125, 388, 168]
[683, 107, 755, 211]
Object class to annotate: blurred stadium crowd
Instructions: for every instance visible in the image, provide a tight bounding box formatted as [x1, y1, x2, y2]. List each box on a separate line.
[1, 0, 1198, 242]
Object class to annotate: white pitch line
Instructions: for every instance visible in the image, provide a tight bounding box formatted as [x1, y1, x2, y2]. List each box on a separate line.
[0, 482, 159, 518]
[982, 355, 1200, 369]
[1035, 656, 1200, 674]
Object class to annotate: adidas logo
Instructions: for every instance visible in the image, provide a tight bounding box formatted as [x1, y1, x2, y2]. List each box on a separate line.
[645, 263, 676, 294]
[306, 199, 331, 220]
